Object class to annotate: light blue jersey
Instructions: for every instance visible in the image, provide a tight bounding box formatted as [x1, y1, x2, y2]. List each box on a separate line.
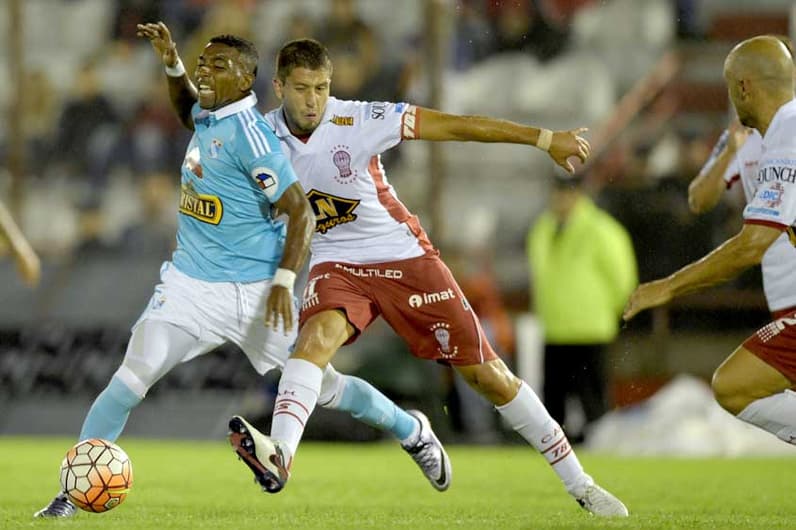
[172, 93, 297, 282]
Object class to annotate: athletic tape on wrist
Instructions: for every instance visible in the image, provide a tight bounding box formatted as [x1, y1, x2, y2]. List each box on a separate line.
[536, 128, 553, 152]
[165, 58, 186, 77]
[272, 268, 297, 290]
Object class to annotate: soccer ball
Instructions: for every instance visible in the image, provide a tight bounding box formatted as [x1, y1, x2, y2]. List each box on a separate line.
[59, 438, 133, 513]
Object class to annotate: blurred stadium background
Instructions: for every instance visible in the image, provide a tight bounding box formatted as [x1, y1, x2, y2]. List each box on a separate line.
[1, 0, 795, 458]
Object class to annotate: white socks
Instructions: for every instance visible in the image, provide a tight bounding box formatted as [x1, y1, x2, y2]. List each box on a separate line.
[270, 358, 323, 458]
[737, 389, 796, 444]
[496, 382, 590, 495]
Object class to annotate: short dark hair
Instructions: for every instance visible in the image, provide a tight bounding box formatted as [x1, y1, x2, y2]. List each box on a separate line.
[209, 34, 259, 78]
[276, 38, 332, 81]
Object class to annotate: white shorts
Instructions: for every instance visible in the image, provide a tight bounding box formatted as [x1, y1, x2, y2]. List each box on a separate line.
[134, 261, 296, 375]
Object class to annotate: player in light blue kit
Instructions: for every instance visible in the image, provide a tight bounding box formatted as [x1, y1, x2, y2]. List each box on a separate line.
[34, 23, 448, 518]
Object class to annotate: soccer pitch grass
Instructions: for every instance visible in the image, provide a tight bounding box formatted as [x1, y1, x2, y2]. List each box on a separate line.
[3, 437, 795, 529]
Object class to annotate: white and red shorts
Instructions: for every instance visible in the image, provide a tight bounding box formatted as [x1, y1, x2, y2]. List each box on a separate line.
[299, 252, 499, 366]
[744, 307, 796, 383]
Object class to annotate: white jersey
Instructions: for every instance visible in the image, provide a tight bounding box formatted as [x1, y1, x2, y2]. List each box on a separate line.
[729, 99, 796, 311]
[264, 98, 432, 268]
[711, 130, 796, 311]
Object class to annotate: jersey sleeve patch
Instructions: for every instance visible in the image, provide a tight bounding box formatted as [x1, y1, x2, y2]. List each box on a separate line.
[401, 105, 418, 140]
[251, 166, 280, 200]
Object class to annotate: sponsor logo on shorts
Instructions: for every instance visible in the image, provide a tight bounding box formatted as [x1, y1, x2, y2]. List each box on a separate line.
[756, 314, 796, 342]
[334, 264, 403, 279]
[307, 189, 360, 233]
[179, 181, 223, 225]
[431, 322, 457, 358]
[150, 288, 166, 311]
[408, 288, 456, 308]
[302, 273, 330, 311]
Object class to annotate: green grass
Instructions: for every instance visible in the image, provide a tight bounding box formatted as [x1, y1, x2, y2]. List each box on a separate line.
[2, 436, 796, 529]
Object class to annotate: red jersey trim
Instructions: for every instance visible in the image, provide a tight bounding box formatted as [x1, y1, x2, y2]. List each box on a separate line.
[744, 218, 787, 230]
[725, 173, 740, 190]
[368, 155, 433, 252]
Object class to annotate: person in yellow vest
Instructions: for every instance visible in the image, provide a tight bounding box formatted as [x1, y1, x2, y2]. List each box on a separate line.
[527, 170, 637, 442]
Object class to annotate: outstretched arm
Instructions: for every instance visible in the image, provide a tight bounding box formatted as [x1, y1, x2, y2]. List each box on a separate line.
[410, 107, 591, 173]
[263, 183, 315, 333]
[623, 223, 780, 320]
[0, 200, 40, 287]
[137, 22, 197, 131]
[688, 121, 750, 214]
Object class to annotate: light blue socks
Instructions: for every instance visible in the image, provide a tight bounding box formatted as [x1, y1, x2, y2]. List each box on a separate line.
[79, 376, 142, 442]
[336, 375, 418, 442]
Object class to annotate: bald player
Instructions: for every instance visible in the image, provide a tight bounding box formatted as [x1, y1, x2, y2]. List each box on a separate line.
[625, 35, 796, 446]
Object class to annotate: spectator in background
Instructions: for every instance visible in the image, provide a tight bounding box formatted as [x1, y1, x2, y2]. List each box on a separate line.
[51, 61, 120, 193]
[487, 0, 570, 62]
[527, 169, 637, 442]
[0, 199, 40, 287]
[21, 69, 59, 175]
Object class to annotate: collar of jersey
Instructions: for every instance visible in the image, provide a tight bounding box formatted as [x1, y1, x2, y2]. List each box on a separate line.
[200, 92, 258, 122]
[273, 96, 338, 139]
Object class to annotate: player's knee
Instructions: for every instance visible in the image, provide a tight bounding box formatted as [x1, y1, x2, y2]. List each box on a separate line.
[711, 369, 748, 415]
[294, 311, 350, 364]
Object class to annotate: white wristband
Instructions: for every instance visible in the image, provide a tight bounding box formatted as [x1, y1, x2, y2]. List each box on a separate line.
[272, 268, 296, 290]
[536, 128, 553, 152]
[165, 58, 186, 77]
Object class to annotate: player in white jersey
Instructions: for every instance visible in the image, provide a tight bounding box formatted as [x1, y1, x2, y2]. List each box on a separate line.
[34, 24, 448, 518]
[625, 35, 796, 450]
[0, 198, 40, 287]
[690, 120, 796, 314]
[228, 38, 628, 517]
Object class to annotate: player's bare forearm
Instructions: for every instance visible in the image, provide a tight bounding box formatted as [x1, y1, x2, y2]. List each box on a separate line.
[274, 183, 314, 274]
[413, 107, 590, 172]
[688, 147, 735, 214]
[167, 77, 198, 131]
[137, 22, 196, 130]
[0, 200, 41, 286]
[414, 107, 545, 145]
[624, 223, 778, 320]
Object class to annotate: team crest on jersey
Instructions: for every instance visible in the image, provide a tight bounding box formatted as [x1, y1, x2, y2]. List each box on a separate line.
[209, 138, 223, 158]
[330, 145, 357, 184]
[306, 189, 360, 234]
[185, 146, 203, 178]
[331, 115, 354, 126]
[179, 181, 223, 225]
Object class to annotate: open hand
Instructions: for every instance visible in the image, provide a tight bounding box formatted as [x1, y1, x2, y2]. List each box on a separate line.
[136, 22, 178, 68]
[623, 279, 673, 321]
[549, 127, 591, 174]
[264, 286, 295, 335]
